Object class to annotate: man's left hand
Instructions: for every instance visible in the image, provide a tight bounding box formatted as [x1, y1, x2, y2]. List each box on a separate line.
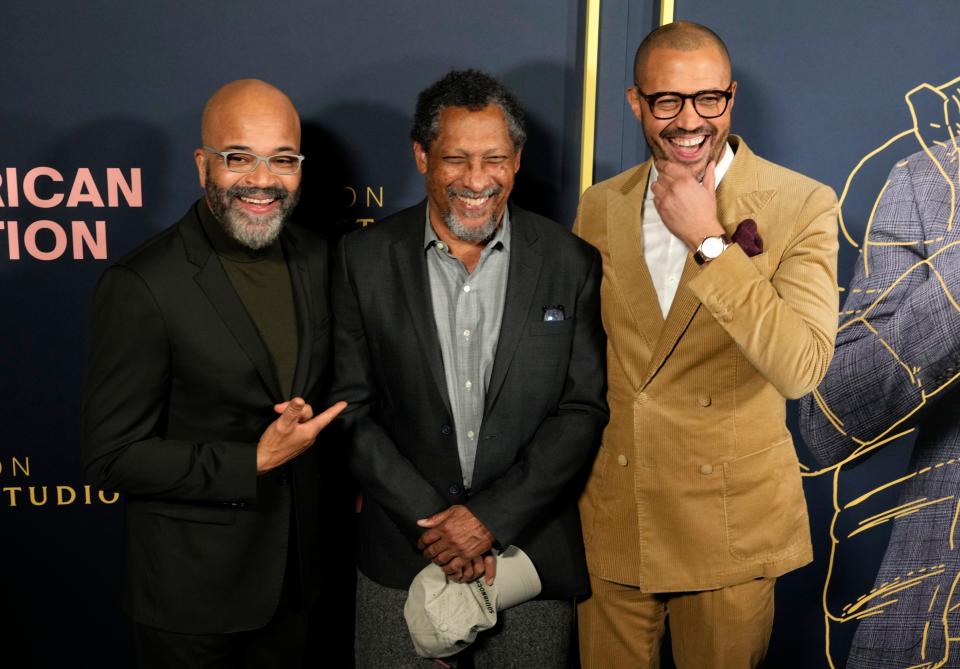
[417, 504, 495, 566]
[651, 159, 725, 251]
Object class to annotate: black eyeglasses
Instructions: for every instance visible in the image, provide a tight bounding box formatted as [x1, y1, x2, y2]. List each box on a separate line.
[635, 85, 733, 120]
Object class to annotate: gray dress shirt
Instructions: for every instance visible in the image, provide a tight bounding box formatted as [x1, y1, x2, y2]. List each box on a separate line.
[424, 209, 510, 488]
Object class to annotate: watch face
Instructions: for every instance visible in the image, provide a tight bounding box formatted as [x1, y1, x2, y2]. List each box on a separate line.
[701, 236, 726, 258]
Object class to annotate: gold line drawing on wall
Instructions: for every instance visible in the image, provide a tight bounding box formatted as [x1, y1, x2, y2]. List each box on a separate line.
[803, 73, 960, 669]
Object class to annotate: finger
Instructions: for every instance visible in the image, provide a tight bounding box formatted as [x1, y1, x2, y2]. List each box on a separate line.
[442, 558, 464, 576]
[483, 554, 497, 585]
[417, 506, 452, 528]
[299, 403, 315, 422]
[278, 397, 305, 428]
[470, 557, 485, 580]
[703, 160, 717, 191]
[460, 562, 476, 582]
[304, 400, 347, 436]
[274, 401, 289, 415]
[418, 529, 442, 549]
[433, 548, 457, 566]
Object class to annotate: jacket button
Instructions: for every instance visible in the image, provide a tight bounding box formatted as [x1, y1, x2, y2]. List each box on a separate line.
[700, 464, 714, 475]
[440, 424, 452, 435]
[698, 395, 712, 407]
[448, 483, 461, 495]
[617, 454, 628, 466]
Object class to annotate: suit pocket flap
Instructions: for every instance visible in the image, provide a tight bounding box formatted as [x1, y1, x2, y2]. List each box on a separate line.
[144, 501, 238, 525]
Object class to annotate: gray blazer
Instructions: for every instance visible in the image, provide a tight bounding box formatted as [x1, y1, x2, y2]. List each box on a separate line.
[800, 144, 960, 668]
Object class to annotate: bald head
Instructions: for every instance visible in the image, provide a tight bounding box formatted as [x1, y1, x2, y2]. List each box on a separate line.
[200, 78, 300, 149]
[633, 21, 731, 87]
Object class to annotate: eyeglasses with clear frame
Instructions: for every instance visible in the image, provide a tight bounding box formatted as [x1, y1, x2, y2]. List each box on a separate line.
[203, 146, 305, 175]
[634, 85, 734, 120]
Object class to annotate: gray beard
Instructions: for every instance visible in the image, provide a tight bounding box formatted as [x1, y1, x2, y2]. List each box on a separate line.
[443, 208, 500, 243]
[204, 174, 299, 250]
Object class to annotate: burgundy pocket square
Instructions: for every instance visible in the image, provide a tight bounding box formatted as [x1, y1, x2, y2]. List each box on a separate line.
[732, 218, 763, 257]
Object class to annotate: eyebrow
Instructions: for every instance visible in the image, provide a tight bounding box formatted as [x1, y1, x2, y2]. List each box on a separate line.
[222, 144, 299, 153]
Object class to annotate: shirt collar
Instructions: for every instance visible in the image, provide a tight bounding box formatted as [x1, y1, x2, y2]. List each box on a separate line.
[423, 203, 511, 254]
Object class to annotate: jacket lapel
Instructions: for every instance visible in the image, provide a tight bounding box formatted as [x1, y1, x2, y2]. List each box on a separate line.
[391, 203, 452, 417]
[484, 206, 542, 414]
[608, 164, 663, 346]
[606, 163, 664, 390]
[182, 204, 284, 402]
[639, 136, 775, 389]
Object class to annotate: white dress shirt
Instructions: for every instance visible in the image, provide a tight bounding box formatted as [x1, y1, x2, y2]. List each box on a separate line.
[643, 142, 735, 318]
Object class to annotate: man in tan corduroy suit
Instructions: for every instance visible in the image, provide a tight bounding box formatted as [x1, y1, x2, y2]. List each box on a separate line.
[574, 22, 839, 668]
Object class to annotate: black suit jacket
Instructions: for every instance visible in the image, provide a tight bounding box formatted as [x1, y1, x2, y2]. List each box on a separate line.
[82, 201, 331, 634]
[331, 201, 608, 597]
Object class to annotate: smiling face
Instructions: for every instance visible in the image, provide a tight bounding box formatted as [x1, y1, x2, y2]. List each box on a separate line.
[628, 44, 735, 179]
[194, 80, 302, 250]
[413, 104, 521, 243]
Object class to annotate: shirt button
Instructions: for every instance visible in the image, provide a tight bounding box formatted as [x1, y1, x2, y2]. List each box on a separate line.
[698, 395, 712, 407]
[463, 329, 471, 337]
[465, 380, 472, 389]
[436, 242, 445, 251]
[617, 454, 628, 466]
[700, 464, 714, 475]
[467, 430, 475, 439]
[448, 483, 461, 495]
[440, 424, 452, 435]
[463, 285, 471, 293]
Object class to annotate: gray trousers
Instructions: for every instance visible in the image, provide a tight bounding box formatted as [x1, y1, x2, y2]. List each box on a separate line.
[355, 570, 574, 669]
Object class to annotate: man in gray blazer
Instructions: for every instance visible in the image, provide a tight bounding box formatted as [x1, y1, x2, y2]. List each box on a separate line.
[331, 69, 608, 667]
[800, 143, 960, 668]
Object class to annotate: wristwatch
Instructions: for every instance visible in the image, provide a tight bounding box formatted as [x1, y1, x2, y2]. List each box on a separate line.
[693, 234, 731, 265]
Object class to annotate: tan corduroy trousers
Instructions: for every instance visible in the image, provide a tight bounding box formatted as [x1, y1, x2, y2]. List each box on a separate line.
[578, 574, 775, 669]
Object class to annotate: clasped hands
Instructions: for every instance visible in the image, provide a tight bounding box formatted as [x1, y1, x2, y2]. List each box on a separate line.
[650, 158, 725, 251]
[417, 504, 497, 585]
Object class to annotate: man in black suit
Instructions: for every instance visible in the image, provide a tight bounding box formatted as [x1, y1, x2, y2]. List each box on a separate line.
[332, 70, 608, 667]
[82, 79, 345, 667]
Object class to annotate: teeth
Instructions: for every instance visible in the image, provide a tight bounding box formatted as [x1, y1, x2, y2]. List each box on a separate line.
[458, 196, 489, 206]
[670, 136, 706, 148]
[241, 196, 275, 205]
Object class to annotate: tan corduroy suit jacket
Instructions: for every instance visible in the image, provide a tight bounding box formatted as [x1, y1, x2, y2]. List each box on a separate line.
[574, 136, 839, 592]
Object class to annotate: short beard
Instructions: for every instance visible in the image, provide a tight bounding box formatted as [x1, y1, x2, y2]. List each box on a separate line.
[442, 187, 502, 243]
[204, 169, 299, 250]
[650, 124, 727, 180]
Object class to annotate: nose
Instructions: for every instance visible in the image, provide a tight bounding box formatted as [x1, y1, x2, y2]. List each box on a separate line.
[674, 97, 703, 130]
[462, 159, 492, 193]
[243, 159, 278, 188]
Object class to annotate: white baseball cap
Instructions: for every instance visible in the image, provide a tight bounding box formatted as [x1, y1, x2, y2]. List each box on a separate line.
[403, 546, 542, 658]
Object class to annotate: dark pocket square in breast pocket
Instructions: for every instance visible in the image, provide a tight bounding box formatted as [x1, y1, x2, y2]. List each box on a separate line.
[528, 318, 575, 336]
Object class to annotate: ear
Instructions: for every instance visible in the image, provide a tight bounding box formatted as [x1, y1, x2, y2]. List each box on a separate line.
[626, 87, 644, 123]
[513, 146, 523, 173]
[413, 141, 429, 175]
[194, 148, 207, 188]
[727, 81, 738, 114]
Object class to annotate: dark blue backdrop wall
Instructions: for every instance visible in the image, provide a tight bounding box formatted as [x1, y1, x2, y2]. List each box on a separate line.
[4, 1, 959, 667]
[0, 3, 584, 666]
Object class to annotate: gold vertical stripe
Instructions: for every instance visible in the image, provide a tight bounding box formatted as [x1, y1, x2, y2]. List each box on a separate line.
[579, 0, 601, 194]
[660, 0, 675, 24]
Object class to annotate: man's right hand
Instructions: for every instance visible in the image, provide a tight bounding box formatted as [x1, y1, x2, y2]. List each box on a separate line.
[256, 397, 347, 473]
